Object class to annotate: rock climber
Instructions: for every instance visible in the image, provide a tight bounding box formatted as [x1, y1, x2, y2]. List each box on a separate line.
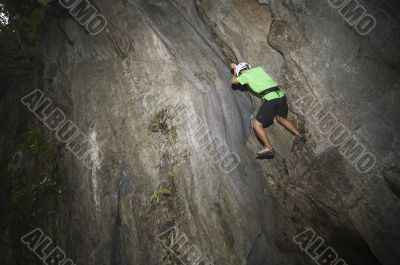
[230, 62, 306, 158]
[38, 0, 74, 45]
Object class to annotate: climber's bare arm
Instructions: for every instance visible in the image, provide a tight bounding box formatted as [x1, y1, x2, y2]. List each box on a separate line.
[231, 74, 239, 85]
[230, 63, 239, 85]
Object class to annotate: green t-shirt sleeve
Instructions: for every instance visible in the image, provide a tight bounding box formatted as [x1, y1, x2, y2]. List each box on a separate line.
[236, 75, 248, 85]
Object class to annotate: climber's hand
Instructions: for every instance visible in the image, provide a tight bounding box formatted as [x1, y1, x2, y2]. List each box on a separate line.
[230, 63, 237, 70]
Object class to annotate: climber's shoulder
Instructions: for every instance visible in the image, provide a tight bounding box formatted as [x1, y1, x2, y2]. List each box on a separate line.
[251, 66, 265, 72]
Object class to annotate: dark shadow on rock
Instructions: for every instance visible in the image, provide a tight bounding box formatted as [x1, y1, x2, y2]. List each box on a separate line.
[383, 166, 400, 199]
[110, 168, 132, 265]
[256, 155, 275, 160]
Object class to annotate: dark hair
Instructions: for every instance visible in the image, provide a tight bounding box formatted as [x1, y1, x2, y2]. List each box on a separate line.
[238, 68, 249, 76]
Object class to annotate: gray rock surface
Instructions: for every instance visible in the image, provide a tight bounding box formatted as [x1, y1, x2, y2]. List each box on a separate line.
[0, 0, 399, 265]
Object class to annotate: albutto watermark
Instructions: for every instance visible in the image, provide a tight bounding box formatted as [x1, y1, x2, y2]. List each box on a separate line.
[327, 0, 377, 36]
[57, 0, 107, 35]
[21, 228, 76, 265]
[173, 102, 241, 174]
[21, 89, 103, 170]
[152, 95, 241, 174]
[157, 226, 214, 265]
[293, 228, 348, 265]
[291, 90, 376, 173]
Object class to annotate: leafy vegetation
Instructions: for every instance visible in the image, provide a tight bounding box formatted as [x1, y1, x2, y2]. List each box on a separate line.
[0, 0, 49, 78]
[151, 185, 171, 204]
[14, 125, 43, 154]
[149, 108, 168, 132]
[149, 108, 178, 142]
[1, 126, 63, 226]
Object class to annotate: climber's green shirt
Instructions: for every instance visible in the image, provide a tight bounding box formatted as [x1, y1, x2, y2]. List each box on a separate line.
[236, 67, 285, 101]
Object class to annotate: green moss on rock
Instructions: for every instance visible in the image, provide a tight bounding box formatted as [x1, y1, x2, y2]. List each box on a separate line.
[1, 126, 63, 226]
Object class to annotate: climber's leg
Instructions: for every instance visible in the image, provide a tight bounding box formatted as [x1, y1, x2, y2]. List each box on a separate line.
[253, 101, 276, 157]
[274, 96, 296, 135]
[252, 119, 273, 149]
[276, 116, 301, 136]
[275, 96, 306, 142]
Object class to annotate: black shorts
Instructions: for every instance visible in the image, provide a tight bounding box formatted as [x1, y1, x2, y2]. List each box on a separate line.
[256, 96, 288, 127]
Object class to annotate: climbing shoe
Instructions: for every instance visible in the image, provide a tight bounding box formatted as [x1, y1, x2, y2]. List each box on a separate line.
[256, 147, 275, 158]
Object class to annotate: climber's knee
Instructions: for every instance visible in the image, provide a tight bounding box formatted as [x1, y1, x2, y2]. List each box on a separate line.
[252, 119, 263, 129]
[276, 116, 286, 123]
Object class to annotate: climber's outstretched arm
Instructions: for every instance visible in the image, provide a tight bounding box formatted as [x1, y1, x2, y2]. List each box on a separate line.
[231, 75, 239, 85]
[230, 63, 239, 85]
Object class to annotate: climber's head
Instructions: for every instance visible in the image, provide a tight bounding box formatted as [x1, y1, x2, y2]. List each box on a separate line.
[236, 62, 251, 76]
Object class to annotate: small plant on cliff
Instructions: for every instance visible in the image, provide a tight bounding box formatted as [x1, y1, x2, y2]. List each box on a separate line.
[148, 108, 178, 143]
[149, 108, 168, 132]
[151, 184, 171, 204]
[14, 125, 42, 154]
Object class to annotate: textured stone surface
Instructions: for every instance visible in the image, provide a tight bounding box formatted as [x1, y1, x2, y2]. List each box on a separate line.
[261, 1, 400, 265]
[0, 0, 399, 265]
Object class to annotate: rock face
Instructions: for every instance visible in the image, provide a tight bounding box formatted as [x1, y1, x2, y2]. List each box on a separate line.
[0, 0, 399, 265]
